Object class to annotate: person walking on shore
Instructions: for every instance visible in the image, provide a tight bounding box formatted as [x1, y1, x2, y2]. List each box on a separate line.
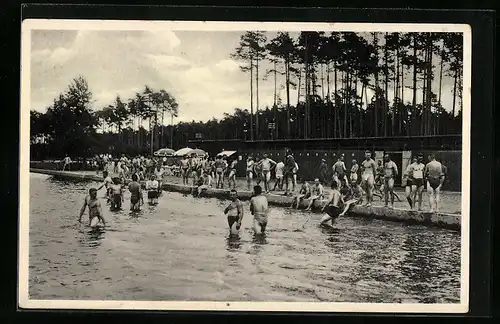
[273, 159, 285, 191]
[382, 154, 398, 208]
[425, 154, 445, 213]
[246, 156, 254, 190]
[62, 155, 72, 171]
[255, 154, 277, 194]
[284, 154, 296, 195]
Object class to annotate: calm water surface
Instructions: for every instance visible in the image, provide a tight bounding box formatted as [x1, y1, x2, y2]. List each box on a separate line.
[29, 173, 461, 303]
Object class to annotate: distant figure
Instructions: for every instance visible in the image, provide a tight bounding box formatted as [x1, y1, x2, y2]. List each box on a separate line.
[128, 173, 143, 211]
[97, 171, 113, 203]
[320, 181, 343, 226]
[290, 179, 311, 209]
[382, 154, 398, 208]
[224, 189, 244, 234]
[350, 159, 359, 183]
[109, 178, 124, 211]
[154, 164, 164, 192]
[214, 155, 227, 189]
[319, 159, 328, 185]
[425, 154, 445, 213]
[360, 150, 377, 207]
[255, 153, 277, 193]
[273, 160, 285, 191]
[194, 172, 209, 197]
[246, 156, 254, 190]
[284, 154, 296, 195]
[62, 155, 72, 171]
[305, 178, 324, 211]
[79, 188, 106, 227]
[292, 159, 299, 190]
[250, 185, 268, 235]
[145, 175, 160, 205]
[412, 154, 426, 211]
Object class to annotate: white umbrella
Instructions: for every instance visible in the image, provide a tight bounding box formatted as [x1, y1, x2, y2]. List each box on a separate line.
[174, 147, 193, 157]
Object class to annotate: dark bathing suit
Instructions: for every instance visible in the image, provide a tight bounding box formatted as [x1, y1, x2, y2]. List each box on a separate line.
[227, 215, 239, 228]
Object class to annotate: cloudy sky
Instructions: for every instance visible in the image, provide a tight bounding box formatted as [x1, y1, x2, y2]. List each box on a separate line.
[30, 29, 461, 123]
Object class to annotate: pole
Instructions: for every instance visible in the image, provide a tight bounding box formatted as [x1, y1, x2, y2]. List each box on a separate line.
[170, 114, 174, 148]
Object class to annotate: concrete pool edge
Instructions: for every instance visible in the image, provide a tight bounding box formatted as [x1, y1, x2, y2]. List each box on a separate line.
[30, 168, 461, 231]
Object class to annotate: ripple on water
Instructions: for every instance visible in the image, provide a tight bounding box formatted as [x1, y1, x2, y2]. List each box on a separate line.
[28, 174, 461, 303]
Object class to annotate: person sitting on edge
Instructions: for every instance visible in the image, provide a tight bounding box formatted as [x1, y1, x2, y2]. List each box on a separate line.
[109, 177, 124, 211]
[194, 172, 210, 197]
[128, 173, 143, 211]
[145, 175, 160, 205]
[224, 189, 244, 233]
[250, 185, 269, 235]
[290, 178, 311, 209]
[382, 154, 399, 208]
[339, 179, 364, 217]
[320, 181, 343, 227]
[305, 178, 324, 211]
[79, 188, 106, 227]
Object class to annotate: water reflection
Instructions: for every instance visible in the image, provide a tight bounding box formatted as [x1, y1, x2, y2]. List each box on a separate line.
[226, 234, 242, 251]
[78, 225, 106, 248]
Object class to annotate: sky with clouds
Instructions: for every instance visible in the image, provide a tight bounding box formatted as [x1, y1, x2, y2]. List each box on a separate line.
[30, 29, 461, 124]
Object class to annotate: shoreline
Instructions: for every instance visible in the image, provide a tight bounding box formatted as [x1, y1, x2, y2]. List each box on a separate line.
[30, 168, 461, 231]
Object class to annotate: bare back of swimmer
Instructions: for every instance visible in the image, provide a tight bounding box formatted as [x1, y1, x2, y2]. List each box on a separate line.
[424, 154, 445, 213]
[250, 185, 268, 235]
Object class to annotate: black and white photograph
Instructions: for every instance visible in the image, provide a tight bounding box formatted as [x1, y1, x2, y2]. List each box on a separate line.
[20, 20, 471, 312]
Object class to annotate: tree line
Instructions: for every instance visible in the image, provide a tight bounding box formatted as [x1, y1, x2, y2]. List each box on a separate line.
[230, 31, 463, 139]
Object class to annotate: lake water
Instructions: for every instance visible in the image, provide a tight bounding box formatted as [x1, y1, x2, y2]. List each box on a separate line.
[28, 173, 461, 303]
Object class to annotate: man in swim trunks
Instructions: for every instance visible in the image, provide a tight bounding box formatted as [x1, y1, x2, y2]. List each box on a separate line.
[146, 174, 160, 205]
[97, 171, 114, 203]
[79, 188, 106, 227]
[246, 156, 255, 190]
[228, 159, 238, 189]
[424, 154, 445, 213]
[403, 156, 417, 209]
[305, 178, 324, 211]
[273, 159, 285, 191]
[290, 178, 311, 209]
[332, 155, 347, 187]
[360, 150, 377, 206]
[128, 173, 143, 211]
[292, 159, 299, 189]
[382, 154, 399, 208]
[255, 154, 277, 193]
[320, 180, 343, 226]
[411, 153, 426, 211]
[319, 159, 328, 185]
[224, 189, 244, 233]
[284, 153, 296, 195]
[109, 177, 124, 210]
[214, 155, 227, 189]
[350, 159, 359, 183]
[250, 185, 268, 235]
[375, 160, 384, 192]
[339, 179, 364, 217]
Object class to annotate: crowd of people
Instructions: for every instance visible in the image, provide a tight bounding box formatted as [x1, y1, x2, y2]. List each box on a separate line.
[78, 149, 447, 234]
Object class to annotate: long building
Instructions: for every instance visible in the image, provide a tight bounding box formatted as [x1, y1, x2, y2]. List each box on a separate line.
[188, 135, 462, 192]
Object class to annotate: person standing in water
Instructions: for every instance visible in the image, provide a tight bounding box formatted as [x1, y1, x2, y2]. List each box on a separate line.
[228, 158, 238, 189]
[97, 171, 114, 203]
[128, 173, 143, 211]
[255, 153, 277, 193]
[224, 189, 244, 233]
[79, 188, 106, 227]
[360, 150, 377, 207]
[250, 185, 269, 235]
[305, 178, 324, 211]
[109, 178, 124, 210]
[424, 154, 445, 213]
[403, 156, 417, 209]
[320, 181, 343, 227]
[382, 154, 399, 208]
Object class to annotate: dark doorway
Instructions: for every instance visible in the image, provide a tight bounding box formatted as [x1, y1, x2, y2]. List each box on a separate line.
[387, 151, 403, 186]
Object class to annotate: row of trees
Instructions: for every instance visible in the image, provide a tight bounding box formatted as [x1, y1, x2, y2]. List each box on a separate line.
[231, 31, 463, 139]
